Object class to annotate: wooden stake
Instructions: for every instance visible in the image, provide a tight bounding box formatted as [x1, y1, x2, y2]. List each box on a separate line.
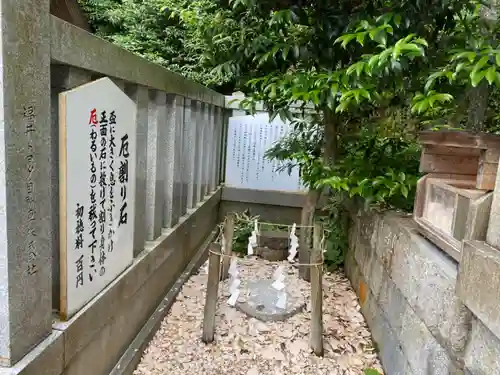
[310, 222, 324, 356]
[202, 243, 221, 343]
[220, 213, 235, 280]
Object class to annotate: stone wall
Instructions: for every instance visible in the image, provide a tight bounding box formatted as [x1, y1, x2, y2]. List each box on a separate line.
[345, 211, 500, 375]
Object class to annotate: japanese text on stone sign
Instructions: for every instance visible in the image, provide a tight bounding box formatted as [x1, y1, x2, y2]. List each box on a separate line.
[23, 104, 38, 277]
[73, 108, 130, 289]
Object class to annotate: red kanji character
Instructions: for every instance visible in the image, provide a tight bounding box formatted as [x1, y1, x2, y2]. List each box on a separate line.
[89, 109, 98, 126]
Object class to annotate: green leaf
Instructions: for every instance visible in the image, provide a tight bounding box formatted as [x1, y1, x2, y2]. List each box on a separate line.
[470, 69, 486, 87]
[451, 51, 476, 63]
[394, 14, 401, 26]
[413, 38, 428, 47]
[356, 33, 366, 46]
[400, 43, 424, 56]
[401, 184, 409, 198]
[486, 66, 496, 84]
[472, 55, 489, 73]
[335, 34, 356, 48]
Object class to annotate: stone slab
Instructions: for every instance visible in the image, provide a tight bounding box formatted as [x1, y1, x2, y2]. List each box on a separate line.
[377, 273, 406, 334]
[50, 65, 93, 311]
[464, 318, 500, 375]
[458, 240, 500, 340]
[236, 280, 305, 322]
[356, 274, 412, 375]
[0, 0, 53, 365]
[399, 299, 454, 375]
[486, 154, 500, 248]
[218, 200, 302, 225]
[145, 90, 167, 241]
[0, 331, 63, 375]
[126, 85, 149, 256]
[221, 186, 306, 208]
[388, 226, 470, 362]
[255, 247, 288, 261]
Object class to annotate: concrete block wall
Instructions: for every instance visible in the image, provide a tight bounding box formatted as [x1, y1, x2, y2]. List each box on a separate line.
[345, 211, 500, 375]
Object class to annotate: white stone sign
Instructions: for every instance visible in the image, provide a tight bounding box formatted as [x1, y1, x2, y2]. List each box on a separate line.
[59, 78, 137, 320]
[225, 113, 304, 192]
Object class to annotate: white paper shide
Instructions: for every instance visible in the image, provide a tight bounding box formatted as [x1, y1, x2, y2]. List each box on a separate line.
[247, 219, 259, 256]
[287, 223, 299, 262]
[60, 78, 137, 319]
[227, 258, 241, 306]
[272, 266, 287, 309]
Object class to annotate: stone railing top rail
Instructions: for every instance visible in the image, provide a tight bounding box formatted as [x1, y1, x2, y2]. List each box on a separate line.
[50, 16, 225, 107]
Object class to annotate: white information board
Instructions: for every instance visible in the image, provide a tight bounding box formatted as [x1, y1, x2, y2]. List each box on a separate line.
[59, 78, 137, 320]
[225, 113, 304, 192]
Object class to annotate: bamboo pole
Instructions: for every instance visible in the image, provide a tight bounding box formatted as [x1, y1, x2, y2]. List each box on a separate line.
[220, 213, 235, 280]
[310, 222, 324, 356]
[202, 243, 221, 343]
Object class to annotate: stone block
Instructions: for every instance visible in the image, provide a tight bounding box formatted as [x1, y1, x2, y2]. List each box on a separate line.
[218, 200, 302, 225]
[464, 318, 500, 375]
[375, 215, 398, 270]
[348, 214, 360, 250]
[356, 211, 380, 250]
[145, 90, 167, 241]
[359, 283, 378, 337]
[344, 249, 360, 294]
[361, 285, 411, 375]
[486, 157, 500, 248]
[375, 213, 415, 270]
[400, 303, 454, 375]
[0, 331, 63, 375]
[354, 231, 372, 278]
[378, 274, 406, 334]
[126, 85, 149, 256]
[363, 251, 385, 299]
[62, 239, 186, 375]
[0, 0, 54, 365]
[458, 240, 500, 341]
[258, 231, 290, 250]
[390, 228, 470, 361]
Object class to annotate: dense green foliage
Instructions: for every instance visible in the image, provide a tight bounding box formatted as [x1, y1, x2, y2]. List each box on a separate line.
[78, 0, 233, 91]
[187, 0, 500, 267]
[79, 0, 500, 267]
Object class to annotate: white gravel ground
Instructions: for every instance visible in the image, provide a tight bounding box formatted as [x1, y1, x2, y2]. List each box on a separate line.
[133, 258, 383, 375]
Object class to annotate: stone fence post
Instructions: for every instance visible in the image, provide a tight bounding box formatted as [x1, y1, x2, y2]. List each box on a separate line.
[0, 0, 54, 366]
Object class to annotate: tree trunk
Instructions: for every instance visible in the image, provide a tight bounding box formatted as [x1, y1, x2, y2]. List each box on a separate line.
[298, 109, 338, 281]
[465, 81, 490, 132]
[463, 0, 497, 133]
